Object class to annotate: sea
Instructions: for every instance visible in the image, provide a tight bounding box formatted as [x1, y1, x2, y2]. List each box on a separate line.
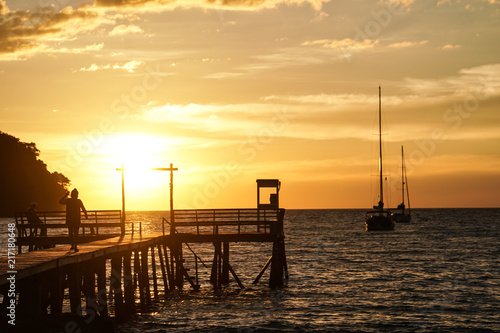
[1, 208, 499, 332]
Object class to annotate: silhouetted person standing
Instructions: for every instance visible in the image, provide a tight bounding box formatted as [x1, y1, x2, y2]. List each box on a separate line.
[60, 189, 87, 252]
[27, 201, 42, 236]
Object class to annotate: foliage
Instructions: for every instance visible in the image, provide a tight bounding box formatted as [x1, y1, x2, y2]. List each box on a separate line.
[0, 131, 71, 216]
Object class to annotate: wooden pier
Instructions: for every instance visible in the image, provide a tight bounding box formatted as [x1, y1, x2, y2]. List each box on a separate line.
[1, 211, 287, 330]
[1, 179, 288, 331]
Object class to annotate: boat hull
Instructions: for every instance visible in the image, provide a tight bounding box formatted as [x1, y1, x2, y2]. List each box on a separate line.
[393, 212, 411, 223]
[365, 211, 395, 231]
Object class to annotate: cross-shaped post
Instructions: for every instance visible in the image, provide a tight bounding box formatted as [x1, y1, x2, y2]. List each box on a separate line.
[115, 164, 126, 235]
[151, 163, 178, 235]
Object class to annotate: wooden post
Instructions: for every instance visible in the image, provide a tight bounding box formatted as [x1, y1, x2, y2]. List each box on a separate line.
[49, 267, 64, 315]
[151, 246, 159, 300]
[228, 263, 245, 289]
[135, 250, 145, 309]
[151, 164, 178, 236]
[210, 242, 221, 291]
[111, 254, 124, 319]
[123, 251, 135, 317]
[141, 247, 151, 306]
[221, 242, 230, 285]
[170, 243, 184, 289]
[18, 276, 42, 320]
[195, 254, 199, 287]
[67, 263, 81, 314]
[269, 208, 286, 289]
[82, 261, 97, 318]
[157, 244, 169, 294]
[269, 240, 285, 289]
[253, 256, 272, 285]
[116, 165, 126, 235]
[96, 258, 108, 316]
[163, 244, 174, 292]
[170, 163, 175, 236]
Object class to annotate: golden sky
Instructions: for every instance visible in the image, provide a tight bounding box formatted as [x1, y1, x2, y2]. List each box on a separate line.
[1, 0, 499, 210]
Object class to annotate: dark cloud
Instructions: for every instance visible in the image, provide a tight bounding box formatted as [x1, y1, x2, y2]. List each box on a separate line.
[94, 0, 265, 7]
[94, 0, 323, 9]
[0, 0, 326, 59]
[0, 3, 99, 58]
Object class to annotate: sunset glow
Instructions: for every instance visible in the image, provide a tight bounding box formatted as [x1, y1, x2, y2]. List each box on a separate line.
[1, 0, 499, 210]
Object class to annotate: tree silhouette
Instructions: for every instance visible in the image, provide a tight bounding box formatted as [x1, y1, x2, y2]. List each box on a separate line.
[0, 131, 70, 216]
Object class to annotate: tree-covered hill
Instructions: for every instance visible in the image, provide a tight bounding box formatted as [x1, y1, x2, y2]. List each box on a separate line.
[0, 131, 70, 217]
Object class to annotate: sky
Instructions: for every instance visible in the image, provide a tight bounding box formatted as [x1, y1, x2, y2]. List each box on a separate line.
[1, 0, 499, 211]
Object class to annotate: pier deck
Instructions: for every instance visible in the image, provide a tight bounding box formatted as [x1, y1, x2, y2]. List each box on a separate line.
[1, 207, 287, 331]
[0, 233, 164, 286]
[0, 230, 279, 286]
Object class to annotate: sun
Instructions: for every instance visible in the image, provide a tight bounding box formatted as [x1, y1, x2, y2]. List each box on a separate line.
[104, 133, 170, 196]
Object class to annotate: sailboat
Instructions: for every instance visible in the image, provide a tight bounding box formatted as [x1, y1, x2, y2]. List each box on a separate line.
[392, 146, 411, 223]
[365, 86, 395, 231]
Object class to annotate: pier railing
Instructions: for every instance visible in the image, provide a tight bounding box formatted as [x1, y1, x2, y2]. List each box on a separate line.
[14, 210, 141, 253]
[165, 208, 283, 236]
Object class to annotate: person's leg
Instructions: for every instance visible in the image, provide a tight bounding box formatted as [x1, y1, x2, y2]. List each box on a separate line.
[68, 227, 74, 249]
[74, 225, 79, 252]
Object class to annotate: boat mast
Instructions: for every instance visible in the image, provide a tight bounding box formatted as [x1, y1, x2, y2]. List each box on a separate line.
[378, 85, 383, 210]
[401, 145, 405, 208]
[403, 146, 411, 213]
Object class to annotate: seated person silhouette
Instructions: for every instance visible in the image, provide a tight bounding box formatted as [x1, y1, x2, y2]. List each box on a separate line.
[27, 202, 43, 237]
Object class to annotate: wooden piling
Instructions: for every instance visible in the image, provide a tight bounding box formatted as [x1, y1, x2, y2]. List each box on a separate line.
[82, 261, 97, 318]
[141, 247, 151, 306]
[135, 250, 145, 309]
[67, 263, 81, 315]
[157, 244, 169, 294]
[151, 246, 159, 300]
[228, 263, 244, 289]
[96, 258, 108, 317]
[170, 243, 184, 289]
[18, 275, 42, 320]
[133, 250, 139, 290]
[253, 256, 272, 285]
[123, 251, 135, 317]
[49, 267, 64, 315]
[111, 254, 124, 320]
[163, 244, 174, 292]
[269, 239, 285, 289]
[210, 242, 220, 290]
[221, 242, 230, 285]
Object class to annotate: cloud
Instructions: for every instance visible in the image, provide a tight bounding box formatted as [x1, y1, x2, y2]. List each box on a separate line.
[441, 44, 461, 50]
[94, 0, 330, 11]
[204, 71, 245, 79]
[263, 93, 382, 108]
[206, 45, 344, 79]
[110, 24, 144, 35]
[1, 42, 104, 61]
[402, 63, 500, 98]
[436, 0, 452, 6]
[0, 2, 98, 54]
[301, 38, 379, 62]
[437, 0, 497, 6]
[139, 102, 303, 140]
[0, 3, 103, 60]
[302, 38, 379, 50]
[388, 40, 428, 48]
[79, 60, 144, 72]
[1, 0, 329, 61]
